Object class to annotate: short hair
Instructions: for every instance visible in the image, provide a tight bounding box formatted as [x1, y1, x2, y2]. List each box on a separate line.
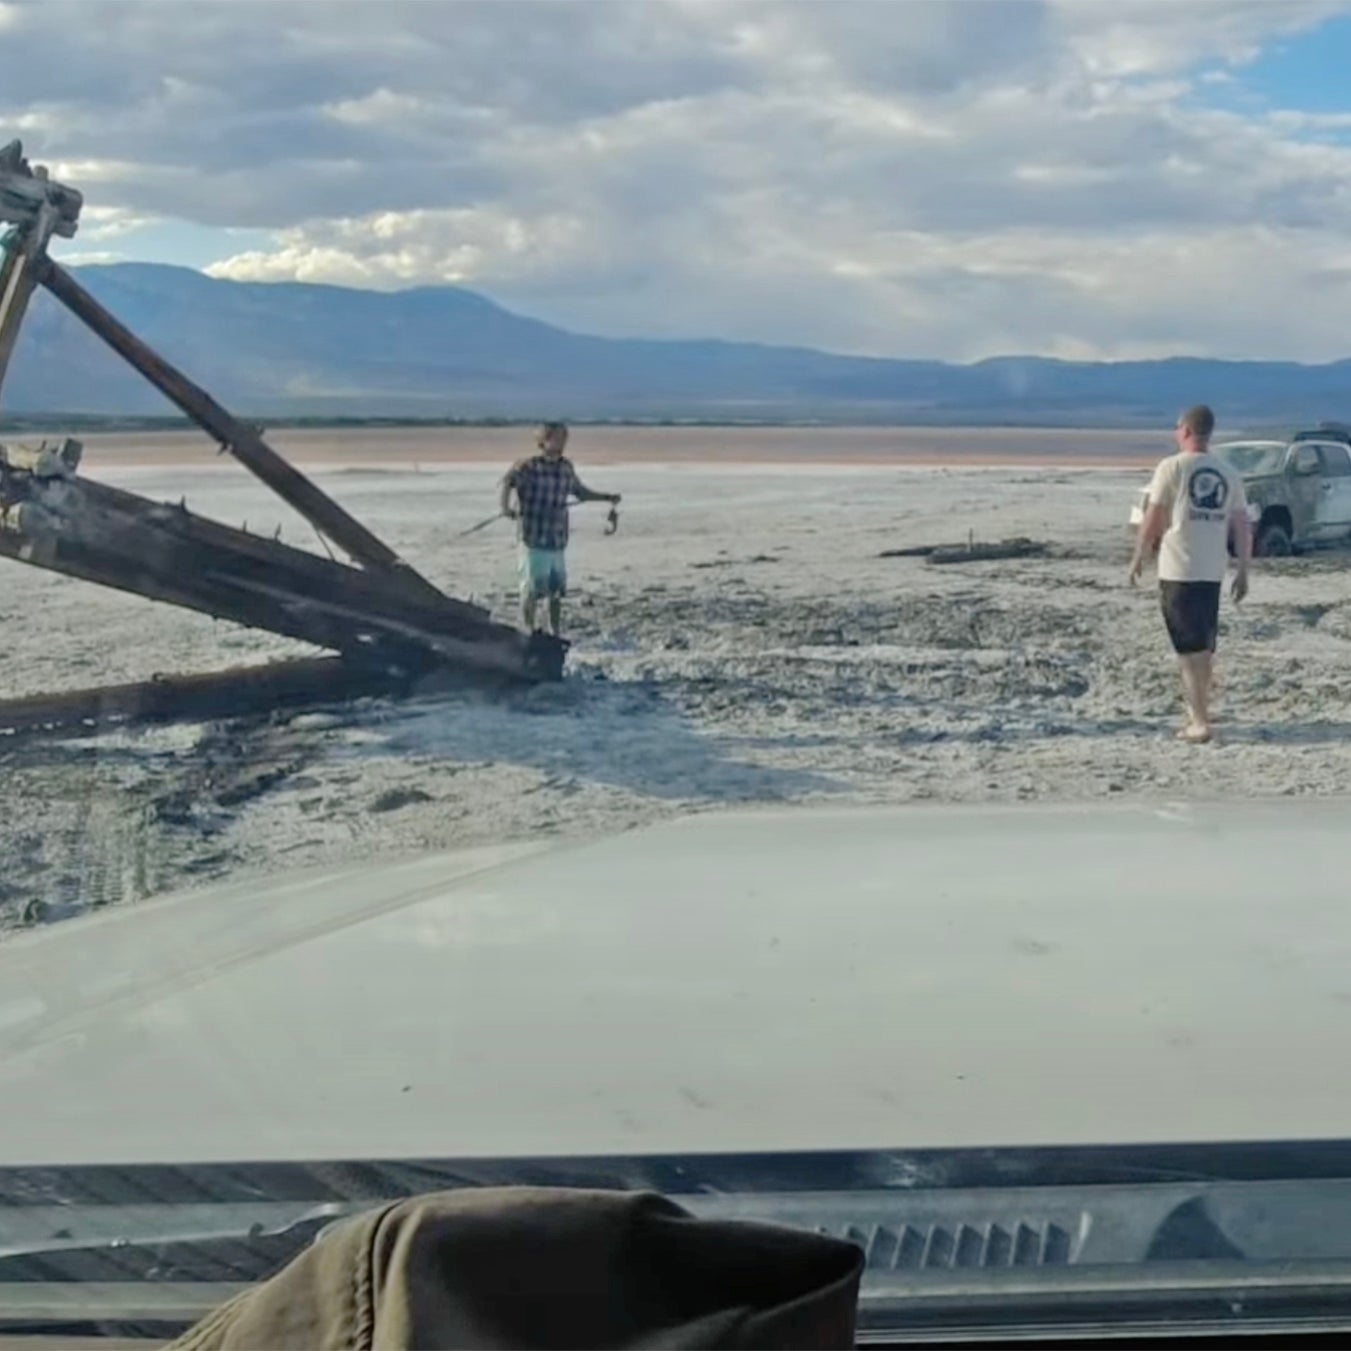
[538, 421, 568, 440]
[1179, 405, 1215, 439]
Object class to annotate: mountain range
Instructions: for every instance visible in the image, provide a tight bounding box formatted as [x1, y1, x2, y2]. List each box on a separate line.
[3, 261, 1349, 426]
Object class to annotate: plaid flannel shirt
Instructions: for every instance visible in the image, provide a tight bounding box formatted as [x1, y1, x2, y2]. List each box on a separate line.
[506, 455, 581, 550]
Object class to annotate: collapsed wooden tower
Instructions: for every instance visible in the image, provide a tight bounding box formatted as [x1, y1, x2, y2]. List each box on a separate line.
[0, 141, 564, 733]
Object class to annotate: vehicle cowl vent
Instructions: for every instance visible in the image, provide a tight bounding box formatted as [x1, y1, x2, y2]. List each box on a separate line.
[825, 1220, 1075, 1270]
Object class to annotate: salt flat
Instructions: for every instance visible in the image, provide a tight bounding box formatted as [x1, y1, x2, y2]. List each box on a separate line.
[2, 440, 1349, 933]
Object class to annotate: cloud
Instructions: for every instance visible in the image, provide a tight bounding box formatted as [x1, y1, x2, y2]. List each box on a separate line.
[1050, 0, 1348, 75]
[79, 205, 160, 242]
[8, 0, 1351, 359]
[51, 249, 125, 266]
[207, 205, 587, 289]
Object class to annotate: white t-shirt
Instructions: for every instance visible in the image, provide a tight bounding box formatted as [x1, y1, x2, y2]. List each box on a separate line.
[1146, 450, 1247, 583]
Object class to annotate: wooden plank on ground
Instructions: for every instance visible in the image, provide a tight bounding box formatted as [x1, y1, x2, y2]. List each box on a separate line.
[0, 657, 413, 736]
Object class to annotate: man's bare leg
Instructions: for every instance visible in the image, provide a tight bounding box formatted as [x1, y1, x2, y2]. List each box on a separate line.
[1178, 652, 1213, 741]
[547, 596, 563, 637]
[522, 595, 538, 632]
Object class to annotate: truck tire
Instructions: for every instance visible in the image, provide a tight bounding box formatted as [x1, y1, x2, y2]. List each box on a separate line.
[1256, 519, 1293, 557]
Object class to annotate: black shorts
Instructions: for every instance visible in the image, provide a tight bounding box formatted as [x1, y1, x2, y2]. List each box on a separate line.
[1160, 581, 1221, 655]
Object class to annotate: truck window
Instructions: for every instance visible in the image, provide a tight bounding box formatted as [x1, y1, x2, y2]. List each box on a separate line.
[1292, 444, 1322, 476]
[1317, 444, 1351, 477]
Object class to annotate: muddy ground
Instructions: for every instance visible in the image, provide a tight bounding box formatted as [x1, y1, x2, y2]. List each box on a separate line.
[3, 452, 1350, 934]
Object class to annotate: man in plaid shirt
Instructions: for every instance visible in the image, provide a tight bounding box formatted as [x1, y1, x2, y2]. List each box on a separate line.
[499, 422, 621, 636]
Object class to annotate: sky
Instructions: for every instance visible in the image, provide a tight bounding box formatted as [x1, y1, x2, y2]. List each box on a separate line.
[8, 0, 1351, 364]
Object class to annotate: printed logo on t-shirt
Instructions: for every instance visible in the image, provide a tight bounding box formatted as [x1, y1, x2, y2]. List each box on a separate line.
[1187, 466, 1229, 522]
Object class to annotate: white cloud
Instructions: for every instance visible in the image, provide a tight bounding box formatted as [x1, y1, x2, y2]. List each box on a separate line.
[78, 204, 160, 241]
[206, 206, 586, 288]
[207, 244, 382, 288]
[9, 0, 1351, 359]
[1268, 109, 1351, 133]
[324, 89, 437, 127]
[1050, 0, 1348, 75]
[49, 249, 125, 266]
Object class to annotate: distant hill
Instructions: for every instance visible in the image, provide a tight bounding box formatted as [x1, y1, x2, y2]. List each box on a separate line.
[4, 261, 1351, 426]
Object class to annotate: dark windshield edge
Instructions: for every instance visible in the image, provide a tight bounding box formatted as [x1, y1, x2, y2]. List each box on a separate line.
[11, 1139, 1351, 1208]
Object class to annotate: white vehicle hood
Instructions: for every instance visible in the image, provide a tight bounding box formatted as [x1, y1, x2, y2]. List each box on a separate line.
[2, 799, 1350, 1167]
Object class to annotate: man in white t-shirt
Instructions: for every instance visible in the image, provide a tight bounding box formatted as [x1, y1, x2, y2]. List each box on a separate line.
[1129, 404, 1251, 744]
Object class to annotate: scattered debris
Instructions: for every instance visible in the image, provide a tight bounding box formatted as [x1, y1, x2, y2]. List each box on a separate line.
[691, 554, 782, 569]
[877, 545, 942, 558]
[880, 536, 1049, 565]
[927, 537, 1049, 565]
[880, 534, 1048, 562]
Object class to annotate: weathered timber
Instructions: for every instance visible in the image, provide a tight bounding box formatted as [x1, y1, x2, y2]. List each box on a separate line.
[0, 141, 82, 238]
[877, 545, 940, 559]
[0, 467, 565, 681]
[0, 242, 38, 401]
[61, 472, 491, 628]
[36, 257, 446, 601]
[0, 141, 81, 401]
[0, 656, 415, 737]
[0, 436, 83, 477]
[925, 537, 1048, 566]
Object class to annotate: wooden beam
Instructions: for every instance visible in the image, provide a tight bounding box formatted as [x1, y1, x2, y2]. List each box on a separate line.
[0, 237, 39, 403]
[0, 469, 567, 681]
[72, 473, 491, 629]
[0, 656, 417, 736]
[36, 257, 448, 603]
[0, 524, 389, 659]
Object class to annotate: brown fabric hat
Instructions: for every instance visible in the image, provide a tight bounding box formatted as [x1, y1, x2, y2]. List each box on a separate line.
[167, 1187, 863, 1350]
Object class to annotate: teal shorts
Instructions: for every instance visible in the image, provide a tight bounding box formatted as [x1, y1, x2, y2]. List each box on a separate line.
[520, 546, 567, 600]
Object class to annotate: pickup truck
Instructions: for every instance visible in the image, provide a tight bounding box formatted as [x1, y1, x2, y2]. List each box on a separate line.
[1128, 431, 1351, 556]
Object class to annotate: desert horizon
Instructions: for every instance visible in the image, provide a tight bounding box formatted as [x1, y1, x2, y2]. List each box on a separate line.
[41, 423, 1170, 473]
